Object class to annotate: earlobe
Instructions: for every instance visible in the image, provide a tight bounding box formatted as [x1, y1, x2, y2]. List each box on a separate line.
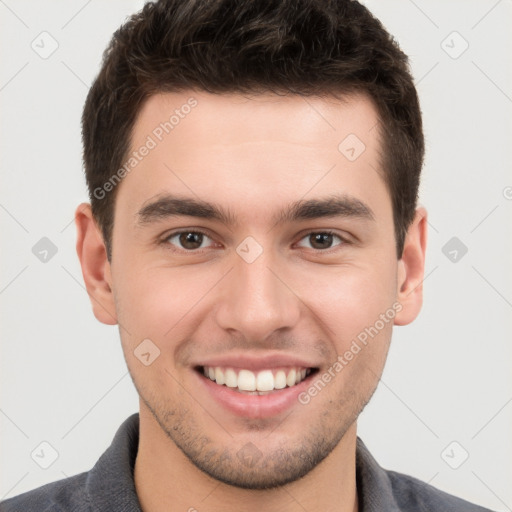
[75, 203, 118, 325]
[394, 207, 428, 326]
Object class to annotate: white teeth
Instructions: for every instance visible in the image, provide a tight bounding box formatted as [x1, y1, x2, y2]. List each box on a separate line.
[202, 365, 312, 392]
[224, 368, 238, 388]
[274, 370, 287, 389]
[238, 369, 256, 391]
[214, 367, 225, 385]
[256, 370, 274, 391]
[286, 369, 296, 387]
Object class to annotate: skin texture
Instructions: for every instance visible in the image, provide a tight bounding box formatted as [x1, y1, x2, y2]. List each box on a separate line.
[75, 91, 427, 512]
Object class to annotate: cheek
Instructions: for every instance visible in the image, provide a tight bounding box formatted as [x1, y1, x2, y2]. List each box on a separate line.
[301, 261, 398, 340]
[112, 262, 219, 345]
[111, 266, 190, 392]
[112, 246, 398, 356]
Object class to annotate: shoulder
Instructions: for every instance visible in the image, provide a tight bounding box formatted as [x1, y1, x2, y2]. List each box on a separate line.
[0, 472, 89, 512]
[1, 413, 141, 512]
[385, 468, 495, 512]
[355, 437, 495, 512]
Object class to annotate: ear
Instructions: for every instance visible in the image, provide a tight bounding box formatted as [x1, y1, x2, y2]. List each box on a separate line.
[394, 207, 428, 326]
[75, 203, 118, 325]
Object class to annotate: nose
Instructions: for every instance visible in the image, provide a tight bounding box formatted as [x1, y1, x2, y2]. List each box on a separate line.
[214, 245, 301, 344]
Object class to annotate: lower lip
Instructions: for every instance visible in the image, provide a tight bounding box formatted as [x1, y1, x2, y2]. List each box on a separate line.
[194, 370, 315, 419]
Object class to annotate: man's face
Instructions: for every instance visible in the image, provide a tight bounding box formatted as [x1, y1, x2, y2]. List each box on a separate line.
[107, 91, 403, 488]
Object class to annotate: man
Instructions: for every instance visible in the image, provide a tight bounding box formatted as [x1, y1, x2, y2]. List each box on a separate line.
[0, 0, 496, 510]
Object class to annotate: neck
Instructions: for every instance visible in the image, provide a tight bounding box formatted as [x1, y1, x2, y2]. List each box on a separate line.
[134, 405, 359, 512]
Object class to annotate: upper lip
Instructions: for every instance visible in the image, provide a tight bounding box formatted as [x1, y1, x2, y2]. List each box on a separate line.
[193, 352, 320, 372]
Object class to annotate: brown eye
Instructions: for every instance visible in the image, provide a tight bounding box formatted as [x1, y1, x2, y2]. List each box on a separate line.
[165, 231, 213, 251]
[297, 231, 344, 251]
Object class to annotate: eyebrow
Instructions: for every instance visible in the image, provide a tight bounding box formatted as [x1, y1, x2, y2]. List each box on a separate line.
[136, 193, 375, 227]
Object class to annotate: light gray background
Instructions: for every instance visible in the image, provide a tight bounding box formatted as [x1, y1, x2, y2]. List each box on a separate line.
[1, 1, 511, 510]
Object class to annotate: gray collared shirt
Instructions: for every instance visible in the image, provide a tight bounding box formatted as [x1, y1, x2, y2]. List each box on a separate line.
[0, 413, 495, 511]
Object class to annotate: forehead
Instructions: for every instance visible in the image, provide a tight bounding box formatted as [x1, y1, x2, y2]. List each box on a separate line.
[134, 90, 381, 151]
[116, 90, 389, 228]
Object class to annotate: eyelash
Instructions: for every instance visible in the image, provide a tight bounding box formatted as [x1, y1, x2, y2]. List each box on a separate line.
[160, 229, 349, 254]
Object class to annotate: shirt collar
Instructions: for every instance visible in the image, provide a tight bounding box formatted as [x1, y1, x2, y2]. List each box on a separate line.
[85, 412, 396, 511]
[85, 413, 142, 511]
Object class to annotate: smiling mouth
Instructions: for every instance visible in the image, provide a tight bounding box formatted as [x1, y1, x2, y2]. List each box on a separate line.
[195, 365, 319, 395]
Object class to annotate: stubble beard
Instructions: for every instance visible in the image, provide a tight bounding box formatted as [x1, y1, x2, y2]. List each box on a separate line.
[133, 374, 376, 490]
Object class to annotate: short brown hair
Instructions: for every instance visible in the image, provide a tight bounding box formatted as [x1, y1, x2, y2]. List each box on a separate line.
[82, 0, 424, 260]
